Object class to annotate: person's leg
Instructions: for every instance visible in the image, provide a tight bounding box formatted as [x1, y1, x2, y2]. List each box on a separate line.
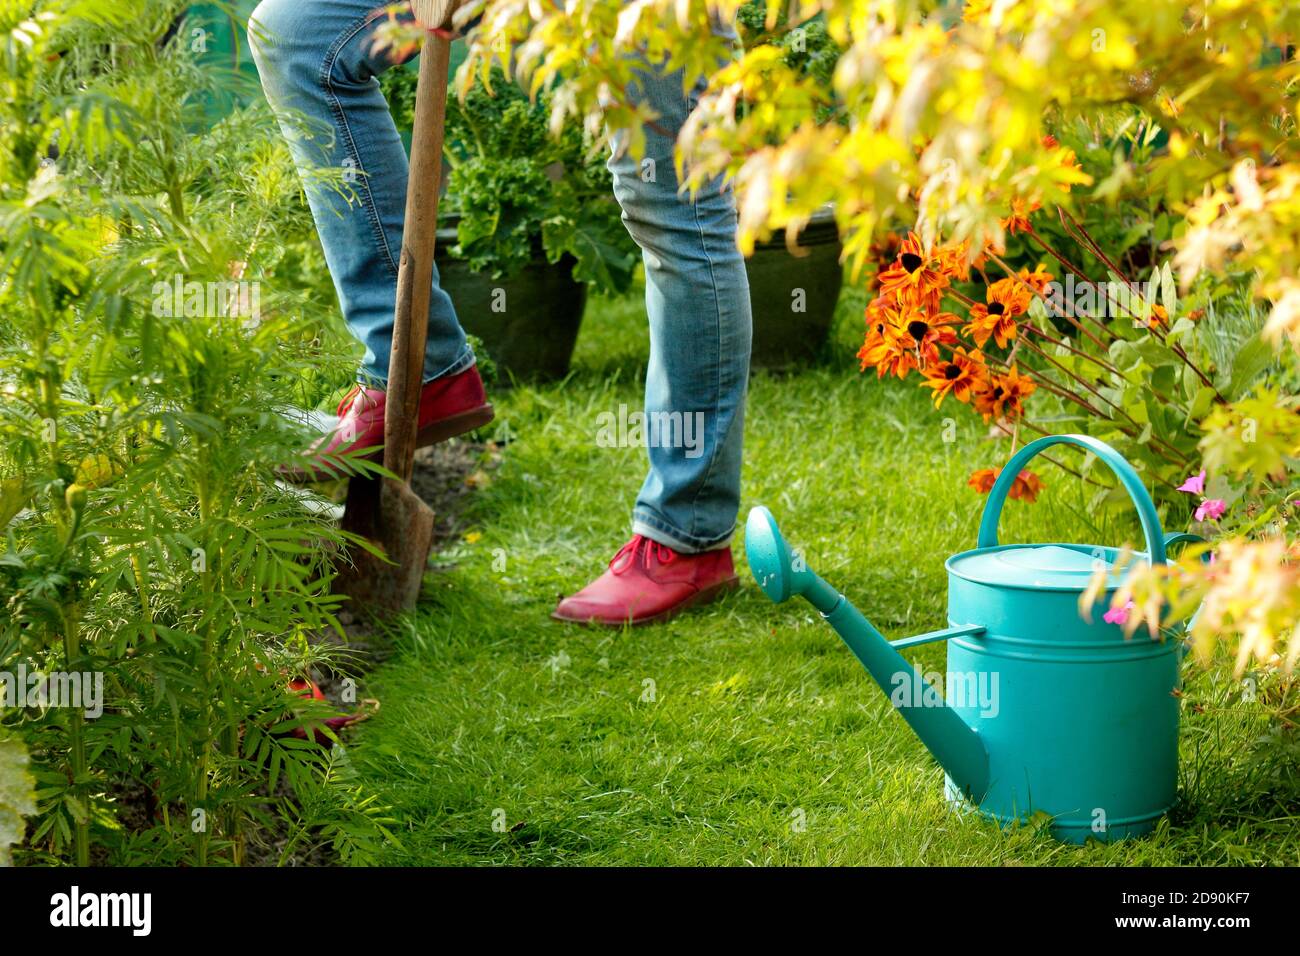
[616, 67, 752, 555]
[553, 48, 752, 626]
[251, 0, 489, 473]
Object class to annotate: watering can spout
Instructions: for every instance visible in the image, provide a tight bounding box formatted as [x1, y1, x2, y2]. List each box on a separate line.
[745, 507, 990, 803]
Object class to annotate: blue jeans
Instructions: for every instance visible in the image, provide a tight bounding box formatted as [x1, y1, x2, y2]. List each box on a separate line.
[249, 1, 751, 552]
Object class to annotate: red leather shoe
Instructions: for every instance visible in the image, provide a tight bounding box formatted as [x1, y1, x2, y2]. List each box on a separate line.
[285, 365, 493, 480]
[552, 534, 738, 626]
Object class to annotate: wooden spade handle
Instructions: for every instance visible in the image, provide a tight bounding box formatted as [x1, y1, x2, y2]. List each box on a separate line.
[384, 30, 451, 483]
[408, 0, 458, 27]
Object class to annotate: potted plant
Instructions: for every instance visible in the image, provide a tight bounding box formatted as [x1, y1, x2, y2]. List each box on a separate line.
[736, 4, 845, 367]
[382, 62, 637, 382]
[744, 204, 844, 367]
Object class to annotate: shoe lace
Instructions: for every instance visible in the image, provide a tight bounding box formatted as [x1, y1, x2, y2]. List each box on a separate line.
[610, 534, 678, 574]
[336, 384, 363, 417]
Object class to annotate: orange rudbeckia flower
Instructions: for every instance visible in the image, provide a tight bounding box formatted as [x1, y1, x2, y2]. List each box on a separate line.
[972, 364, 1038, 422]
[877, 232, 949, 310]
[922, 347, 985, 407]
[967, 467, 1045, 503]
[935, 238, 984, 282]
[1000, 196, 1040, 235]
[897, 306, 960, 367]
[1016, 263, 1054, 295]
[967, 468, 998, 493]
[988, 277, 1034, 308]
[965, 279, 1030, 349]
[857, 300, 917, 379]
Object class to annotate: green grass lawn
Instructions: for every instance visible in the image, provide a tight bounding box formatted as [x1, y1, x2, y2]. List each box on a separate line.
[348, 288, 1299, 866]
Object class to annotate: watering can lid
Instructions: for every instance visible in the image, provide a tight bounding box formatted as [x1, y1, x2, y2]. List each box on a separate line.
[947, 543, 1149, 591]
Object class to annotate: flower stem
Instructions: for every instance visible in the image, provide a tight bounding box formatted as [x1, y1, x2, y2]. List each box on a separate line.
[1054, 209, 1223, 399]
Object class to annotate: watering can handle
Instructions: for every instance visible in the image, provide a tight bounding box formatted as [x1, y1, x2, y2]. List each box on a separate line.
[976, 434, 1168, 564]
[1165, 531, 1211, 561]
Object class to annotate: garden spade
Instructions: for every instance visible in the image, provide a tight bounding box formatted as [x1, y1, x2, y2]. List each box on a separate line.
[334, 2, 457, 617]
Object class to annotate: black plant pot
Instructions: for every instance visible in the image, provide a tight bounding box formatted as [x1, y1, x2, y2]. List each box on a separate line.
[434, 225, 587, 384]
[745, 205, 844, 368]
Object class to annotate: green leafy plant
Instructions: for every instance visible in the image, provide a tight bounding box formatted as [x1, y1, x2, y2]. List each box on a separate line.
[736, 0, 840, 122]
[0, 0, 389, 866]
[0, 735, 36, 866]
[381, 63, 637, 293]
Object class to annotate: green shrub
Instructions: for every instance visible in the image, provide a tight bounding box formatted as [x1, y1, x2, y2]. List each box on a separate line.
[0, 0, 390, 866]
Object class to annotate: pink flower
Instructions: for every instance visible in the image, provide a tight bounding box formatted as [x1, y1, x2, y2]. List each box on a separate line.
[1177, 469, 1206, 495]
[1103, 600, 1135, 625]
[1195, 498, 1226, 522]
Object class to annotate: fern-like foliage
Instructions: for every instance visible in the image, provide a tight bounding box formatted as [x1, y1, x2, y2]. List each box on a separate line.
[0, 0, 391, 866]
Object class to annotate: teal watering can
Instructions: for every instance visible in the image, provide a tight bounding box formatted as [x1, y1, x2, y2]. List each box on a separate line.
[747, 434, 1198, 843]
